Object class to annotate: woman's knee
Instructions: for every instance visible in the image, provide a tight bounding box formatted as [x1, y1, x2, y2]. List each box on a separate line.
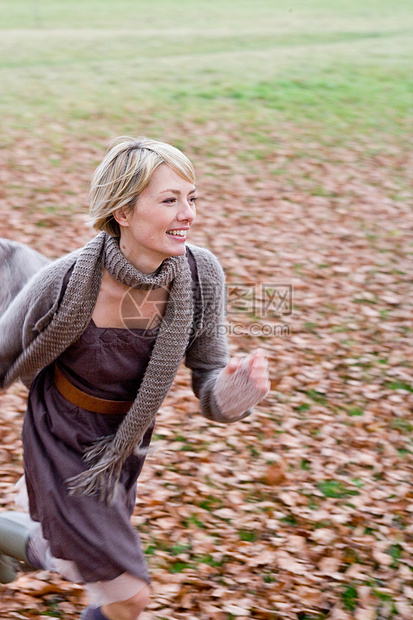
[127, 584, 151, 612]
[102, 584, 151, 620]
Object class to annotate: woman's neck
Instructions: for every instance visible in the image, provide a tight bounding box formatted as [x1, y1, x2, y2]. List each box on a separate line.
[118, 240, 162, 275]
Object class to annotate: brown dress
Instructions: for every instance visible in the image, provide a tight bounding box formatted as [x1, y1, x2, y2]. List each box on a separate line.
[22, 319, 156, 583]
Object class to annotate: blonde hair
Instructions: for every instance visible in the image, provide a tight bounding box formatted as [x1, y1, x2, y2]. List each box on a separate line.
[89, 136, 196, 236]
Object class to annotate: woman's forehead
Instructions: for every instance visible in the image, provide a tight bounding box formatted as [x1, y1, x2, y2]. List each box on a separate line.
[147, 164, 196, 192]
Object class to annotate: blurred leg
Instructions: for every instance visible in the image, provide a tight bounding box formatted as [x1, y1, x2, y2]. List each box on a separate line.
[0, 511, 41, 582]
[101, 584, 151, 620]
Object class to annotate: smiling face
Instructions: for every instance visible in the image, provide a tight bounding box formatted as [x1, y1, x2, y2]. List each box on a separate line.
[114, 163, 197, 274]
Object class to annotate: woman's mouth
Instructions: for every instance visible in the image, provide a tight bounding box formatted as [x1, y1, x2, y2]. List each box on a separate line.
[166, 229, 188, 240]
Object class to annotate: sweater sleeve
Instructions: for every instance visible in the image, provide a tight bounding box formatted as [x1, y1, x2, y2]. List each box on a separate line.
[184, 250, 252, 423]
[0, 286, 36, 386]
[0, 256, 75, 389]
[0, 238, 50, 316]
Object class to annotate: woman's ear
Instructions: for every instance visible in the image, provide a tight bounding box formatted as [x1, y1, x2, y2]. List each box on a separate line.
[113, 207, 130, 228]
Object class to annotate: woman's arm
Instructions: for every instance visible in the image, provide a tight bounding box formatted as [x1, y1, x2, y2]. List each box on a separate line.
[185, 250, 269, 422]
[0, 287, 36, 386]
[0, 238, 50, 316]
[0, 250, 77, 389]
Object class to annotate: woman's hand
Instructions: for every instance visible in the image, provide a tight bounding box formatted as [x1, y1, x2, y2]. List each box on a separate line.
[213, 349, 270, 421]
[222, 349, 270, 394]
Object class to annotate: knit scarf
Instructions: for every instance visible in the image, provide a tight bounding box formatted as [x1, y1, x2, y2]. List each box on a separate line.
[8, 232, 193, 504]
[68, 234, 193, 503]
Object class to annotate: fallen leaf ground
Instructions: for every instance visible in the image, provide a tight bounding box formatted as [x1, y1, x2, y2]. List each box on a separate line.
[0, 122, 412, 620]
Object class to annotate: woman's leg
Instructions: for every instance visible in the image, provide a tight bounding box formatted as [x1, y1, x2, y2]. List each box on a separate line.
[101, 584, 151, 620]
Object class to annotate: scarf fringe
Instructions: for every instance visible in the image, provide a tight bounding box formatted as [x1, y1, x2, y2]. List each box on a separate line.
[82, 435, 116, 464]
[67, 461, 122, 505]
[66, 436, 126, 505]
[66, 434, 147, 505]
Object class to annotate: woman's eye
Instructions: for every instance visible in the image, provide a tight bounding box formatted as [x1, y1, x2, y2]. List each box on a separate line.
[190, 196, 198, 205]
[163, 198, 176, 204]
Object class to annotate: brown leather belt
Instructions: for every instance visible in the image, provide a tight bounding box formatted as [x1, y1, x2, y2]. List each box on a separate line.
[54, 365, 134, 415]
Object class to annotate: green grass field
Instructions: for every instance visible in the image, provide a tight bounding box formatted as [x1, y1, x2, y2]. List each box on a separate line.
[0, 0, 412, 141]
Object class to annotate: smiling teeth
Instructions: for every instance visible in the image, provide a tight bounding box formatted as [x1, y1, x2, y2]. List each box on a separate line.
[167, 230, 186, 236]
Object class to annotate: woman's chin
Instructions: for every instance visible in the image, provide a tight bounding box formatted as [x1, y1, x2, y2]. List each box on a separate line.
[165, 242, 187, 257]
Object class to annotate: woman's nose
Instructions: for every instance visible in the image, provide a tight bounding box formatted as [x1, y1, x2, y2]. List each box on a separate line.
[178, 201, 196, 223]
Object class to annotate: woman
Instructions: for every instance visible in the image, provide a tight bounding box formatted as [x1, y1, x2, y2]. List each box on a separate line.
[0, 137, 270, 620]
